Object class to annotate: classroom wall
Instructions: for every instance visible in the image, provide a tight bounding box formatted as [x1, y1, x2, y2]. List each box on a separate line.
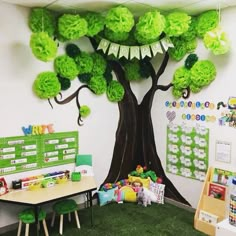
[0, 1, 236, 229]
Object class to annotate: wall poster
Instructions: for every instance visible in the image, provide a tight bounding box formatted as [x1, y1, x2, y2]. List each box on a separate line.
[0, 131, 78, 175]
[166, 123, 209, 181]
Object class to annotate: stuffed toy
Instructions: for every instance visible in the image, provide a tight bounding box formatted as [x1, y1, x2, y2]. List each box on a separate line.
[137, 187, 152, 207]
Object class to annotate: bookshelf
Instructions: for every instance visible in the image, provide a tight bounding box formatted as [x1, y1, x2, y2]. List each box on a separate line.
[194, 166, 229, 236]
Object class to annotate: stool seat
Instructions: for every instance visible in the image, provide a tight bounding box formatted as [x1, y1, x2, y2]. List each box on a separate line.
[17, 208, 49, 236]
[51, 199, 80, 235]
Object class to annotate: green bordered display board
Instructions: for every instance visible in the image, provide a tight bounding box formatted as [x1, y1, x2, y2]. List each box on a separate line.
[0, 131, 78, 175]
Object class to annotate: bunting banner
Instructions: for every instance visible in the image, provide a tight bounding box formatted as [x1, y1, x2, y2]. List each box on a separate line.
[97, 37, 174, 60]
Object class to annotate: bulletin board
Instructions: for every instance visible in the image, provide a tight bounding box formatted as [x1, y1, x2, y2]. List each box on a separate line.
[0, 131, 78, 175]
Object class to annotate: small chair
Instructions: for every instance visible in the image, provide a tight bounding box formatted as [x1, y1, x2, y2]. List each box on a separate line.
[17, 208, 49, 236]
[51, 199, 80, 235]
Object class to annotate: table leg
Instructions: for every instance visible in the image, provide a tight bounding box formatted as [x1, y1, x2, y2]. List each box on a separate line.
[34, 205, 40, 236]
[88, 191, 94, 226]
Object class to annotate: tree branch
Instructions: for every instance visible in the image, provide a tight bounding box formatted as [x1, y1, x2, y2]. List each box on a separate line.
[156, 51, 169, 83]
[156, 83, 173, 91]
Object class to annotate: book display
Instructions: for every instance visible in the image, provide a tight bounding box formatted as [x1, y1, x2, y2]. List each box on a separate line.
[194, 167, 233, 235]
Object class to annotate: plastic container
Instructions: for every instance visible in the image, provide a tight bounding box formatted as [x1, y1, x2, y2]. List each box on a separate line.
[229, 177, 236, 226]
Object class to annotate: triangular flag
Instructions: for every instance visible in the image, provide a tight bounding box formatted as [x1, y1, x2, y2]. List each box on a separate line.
[150, 41, 163, 56]
[97, 39, 110, 53]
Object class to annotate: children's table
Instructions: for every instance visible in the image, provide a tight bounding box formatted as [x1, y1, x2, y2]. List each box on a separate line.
[0, 176, 97, 236]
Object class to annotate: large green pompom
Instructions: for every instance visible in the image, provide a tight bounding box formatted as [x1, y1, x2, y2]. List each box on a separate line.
[33, 71, 61, 99]
[203, 27, 230, 55]
[105, 6, 134, 33]
[91, 53, 107, 75]
[104, 28, 129, 42]
[124, 60, 141, 81]
[168, 37, 188, 61]
[65, 44, 81, 58]
[190, 60, 216, 87]
[30, 32, 57, 62]
[172, 88, 183, 99]
[29, 8, 56, 36]
[75, 52, 94, 74]
[88, 75, 107, 95]
[58, 14, 88, 40]
[106, 81, 125, 102]
[181, 17, 198, 41]
[135, 11, 166, 44]
[58, 76, 71, 90]
[79, 105, 91, 118]
[173, 67, 191, 90]
[84, 12, 105, 37]
[165, 12, 191, 37]
[54, 55, 78, 80]
[196, 10, 219, 38]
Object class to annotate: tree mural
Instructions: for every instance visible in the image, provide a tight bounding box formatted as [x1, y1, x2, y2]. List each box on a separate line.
[29, 6, 230, 205]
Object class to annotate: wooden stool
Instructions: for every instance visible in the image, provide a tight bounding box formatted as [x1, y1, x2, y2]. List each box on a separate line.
[51, 199, 80, 235]
[17, 208, 49, 236]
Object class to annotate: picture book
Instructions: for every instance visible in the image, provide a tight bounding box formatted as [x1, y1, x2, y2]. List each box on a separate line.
[208, 182, 226, 201]
[211, 167, 235, 186]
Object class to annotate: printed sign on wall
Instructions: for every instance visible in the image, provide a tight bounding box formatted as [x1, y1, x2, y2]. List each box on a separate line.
[166, 123, 209, 181]
[0, 131, 78, 175]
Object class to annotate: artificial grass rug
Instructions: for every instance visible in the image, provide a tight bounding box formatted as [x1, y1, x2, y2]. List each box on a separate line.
[3, 202, 206, 236]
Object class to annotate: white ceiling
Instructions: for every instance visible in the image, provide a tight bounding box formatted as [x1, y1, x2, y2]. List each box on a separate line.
[1, 0, 236, 15]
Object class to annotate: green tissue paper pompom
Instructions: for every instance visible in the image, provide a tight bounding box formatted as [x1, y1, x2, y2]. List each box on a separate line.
[185, 53, 198, 69]
[190, 84, 201, 93]
[106, 81, 125, 102]
[104, 28, 129, 42]
[190, 60, 216, 87]
[84, 12, 105, 37]
[58, 14, 88, 40]
[75, 52, 94, 74]
[196, 10, 219, 38]
[79, 105, 91, 118]
[91, 53, 107, 75]
[173, 66, 191, 90]
[165, 12, 191, 37]
[29, 8, 56, 36]
[54, 55, 78, 80]
[88, 75, 107, 95]
[58, 76, 71, 90]
[172, 88, 183, 99]
[203, 27, 230, 55]
[185, 38, 198, 52]
[65, 44, 81, 58]
[33, 71, 61, 99]
[168, 37, 188, 61]
[30, 32, 57, 62]
[78, 73, 92, 84]
[124, 60, 141, 81]
[135, 11, 166, 44]
[105, 6, 134, 33]
[181, 17, 198, 41]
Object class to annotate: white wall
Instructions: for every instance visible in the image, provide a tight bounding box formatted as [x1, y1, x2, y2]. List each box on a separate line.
[0, 1, 236, 228]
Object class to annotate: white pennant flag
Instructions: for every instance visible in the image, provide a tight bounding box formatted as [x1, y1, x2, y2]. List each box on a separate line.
[108, 43, 120, 57]
[150, 41, 163, 56]
[97, 39, 110, 53]
[130, 46, 140, 60]
[119, 45, 129, 59]
[140, 45, 151, 59]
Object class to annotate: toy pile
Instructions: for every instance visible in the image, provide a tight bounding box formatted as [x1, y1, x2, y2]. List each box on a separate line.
[98, 165, 165, 207]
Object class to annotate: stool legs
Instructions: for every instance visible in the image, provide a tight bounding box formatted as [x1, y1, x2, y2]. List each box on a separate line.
[59, 215, 63, 235]
[74, 211, 80, 229]
[17, 220, 22, 236]
[51, 212, 56, 227]
[25, 224, 29, 236]
[42, 219, 49, 236]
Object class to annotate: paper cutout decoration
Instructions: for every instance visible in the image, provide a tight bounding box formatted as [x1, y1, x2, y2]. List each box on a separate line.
[97, 37, 174, 60]
[166, 111, 176, 122]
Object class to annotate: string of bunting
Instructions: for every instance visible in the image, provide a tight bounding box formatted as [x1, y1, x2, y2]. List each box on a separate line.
[97, 37, 174, 60]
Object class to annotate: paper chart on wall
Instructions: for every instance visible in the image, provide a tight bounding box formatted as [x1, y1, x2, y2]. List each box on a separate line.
[166, 123, 209, 181]
[0, 131, 78, 175]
